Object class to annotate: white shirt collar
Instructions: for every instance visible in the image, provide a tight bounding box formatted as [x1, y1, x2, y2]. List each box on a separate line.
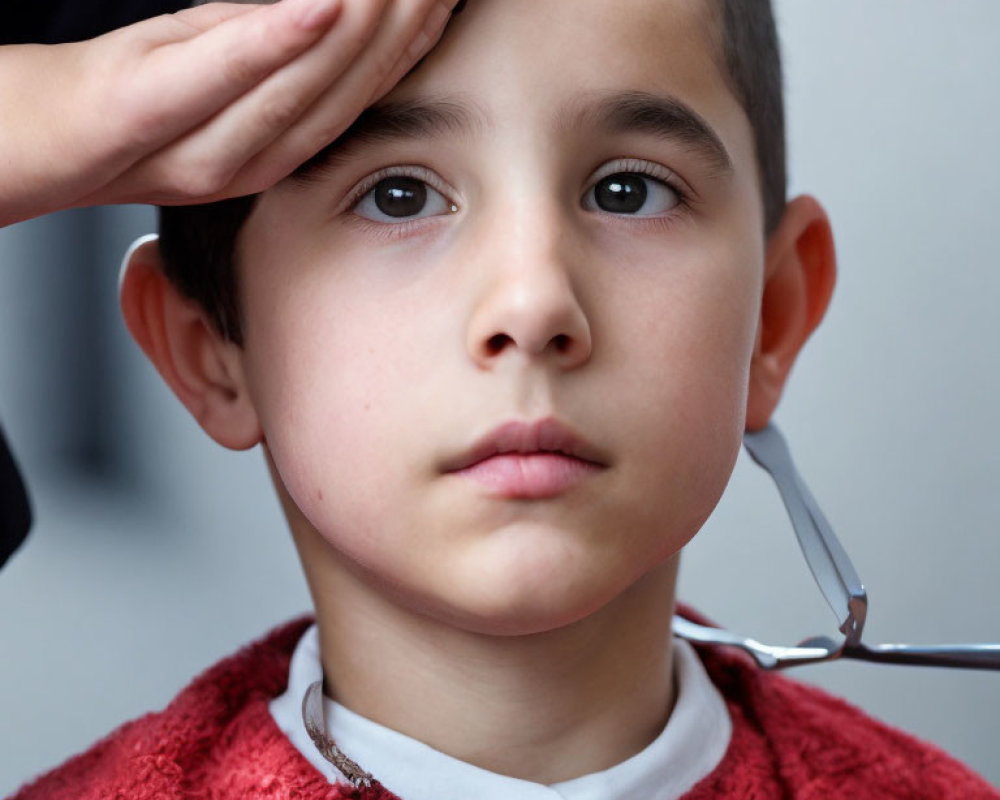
[270, 624, 730, 800]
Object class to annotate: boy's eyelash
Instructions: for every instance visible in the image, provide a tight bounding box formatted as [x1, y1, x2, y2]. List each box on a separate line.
[341, 158, 692, 233]
[588, 157, 692, 205]
[345, 165, 454, 211]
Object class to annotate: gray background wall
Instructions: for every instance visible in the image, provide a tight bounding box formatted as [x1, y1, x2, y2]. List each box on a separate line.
[1, 1, 998, 792]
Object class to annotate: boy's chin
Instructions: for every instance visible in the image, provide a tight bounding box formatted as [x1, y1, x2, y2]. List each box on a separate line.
[379, 538, 680, 639]
[427, 582, 623, 639]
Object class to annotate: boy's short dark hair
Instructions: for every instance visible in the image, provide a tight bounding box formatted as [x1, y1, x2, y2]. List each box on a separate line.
[158, 0, 784, 346]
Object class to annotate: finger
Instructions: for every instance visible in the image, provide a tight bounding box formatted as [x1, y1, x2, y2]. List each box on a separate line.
[115, 0, 345, 153]
[158, 2, 261, 35]
[105, 0, 392, 203]
[368, 0, 457, 102]
[232, 0, 457, 192]
[102, 0, 457, 204]
[123, 0, 391, 200]
[170, 0, 345, 39]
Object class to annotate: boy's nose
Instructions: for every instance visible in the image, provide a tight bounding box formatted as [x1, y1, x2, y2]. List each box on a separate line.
[465, 240, 593, 370]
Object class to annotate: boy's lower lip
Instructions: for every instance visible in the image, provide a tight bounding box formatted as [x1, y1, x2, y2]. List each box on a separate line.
[452, 453, 602, 499]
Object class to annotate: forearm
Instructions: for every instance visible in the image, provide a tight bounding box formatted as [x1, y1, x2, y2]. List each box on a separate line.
[0, 42, 103, 226]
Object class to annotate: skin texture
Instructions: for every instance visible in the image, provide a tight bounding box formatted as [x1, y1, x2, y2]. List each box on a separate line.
[122, 0, 836, 784]
[0, 0, 458, 226]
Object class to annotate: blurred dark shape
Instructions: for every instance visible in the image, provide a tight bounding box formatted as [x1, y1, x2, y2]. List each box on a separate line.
[0, 427, 30, 569]
[2, 0, 185, 44]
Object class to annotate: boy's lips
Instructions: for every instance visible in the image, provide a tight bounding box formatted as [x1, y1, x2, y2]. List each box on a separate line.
[442, 418, 608, 499]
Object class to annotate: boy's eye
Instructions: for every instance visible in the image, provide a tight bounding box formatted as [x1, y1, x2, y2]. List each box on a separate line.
[354, 176, 455, 223]
[583, 172, 680, 216]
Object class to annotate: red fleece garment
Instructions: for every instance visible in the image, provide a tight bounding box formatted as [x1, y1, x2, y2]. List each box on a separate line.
[10, 616, 999, 799]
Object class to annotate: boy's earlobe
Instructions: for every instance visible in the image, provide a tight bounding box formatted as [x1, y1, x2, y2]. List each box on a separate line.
[119, 237, 262, 451]
[746, 195, 837, 431]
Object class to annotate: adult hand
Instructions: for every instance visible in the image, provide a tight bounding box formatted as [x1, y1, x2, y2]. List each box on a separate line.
[0, 0, 457, 227]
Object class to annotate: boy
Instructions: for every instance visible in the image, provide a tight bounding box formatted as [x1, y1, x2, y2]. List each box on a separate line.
[11, 0, 999, 797]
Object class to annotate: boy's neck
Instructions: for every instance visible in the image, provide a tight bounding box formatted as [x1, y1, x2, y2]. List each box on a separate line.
[304, 548, 679, 785]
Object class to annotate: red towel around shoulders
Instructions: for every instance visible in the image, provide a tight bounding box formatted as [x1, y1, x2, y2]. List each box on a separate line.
[9, 615, 999, 799]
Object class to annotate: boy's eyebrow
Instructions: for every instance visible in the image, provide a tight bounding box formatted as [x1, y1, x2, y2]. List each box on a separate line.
[570, 90, 733, 175]
[291, 99, 485, 181]
[290, 90, 732, 183]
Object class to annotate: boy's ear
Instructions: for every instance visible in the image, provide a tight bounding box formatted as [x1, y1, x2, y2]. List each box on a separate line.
[119, 236, 262, 451]
[745, 195, 836, 431]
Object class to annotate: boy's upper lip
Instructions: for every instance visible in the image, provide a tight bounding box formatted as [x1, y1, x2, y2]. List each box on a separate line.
[442, 418, 609, 472]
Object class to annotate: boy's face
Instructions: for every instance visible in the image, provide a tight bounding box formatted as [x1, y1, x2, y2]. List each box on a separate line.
[235, 0, 768, 634]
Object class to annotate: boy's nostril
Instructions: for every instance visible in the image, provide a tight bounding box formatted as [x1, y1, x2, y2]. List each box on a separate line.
[486, 333, 511, 355]
[552, 334, 570, 353]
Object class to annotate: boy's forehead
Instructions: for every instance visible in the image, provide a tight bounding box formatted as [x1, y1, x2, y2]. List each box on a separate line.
[283, 0, 761, 195]
[422, 0, 721, 78]
[389, 0, 743, 145]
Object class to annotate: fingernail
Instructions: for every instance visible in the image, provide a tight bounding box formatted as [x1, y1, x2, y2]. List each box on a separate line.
[293, 0, 342, 31]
